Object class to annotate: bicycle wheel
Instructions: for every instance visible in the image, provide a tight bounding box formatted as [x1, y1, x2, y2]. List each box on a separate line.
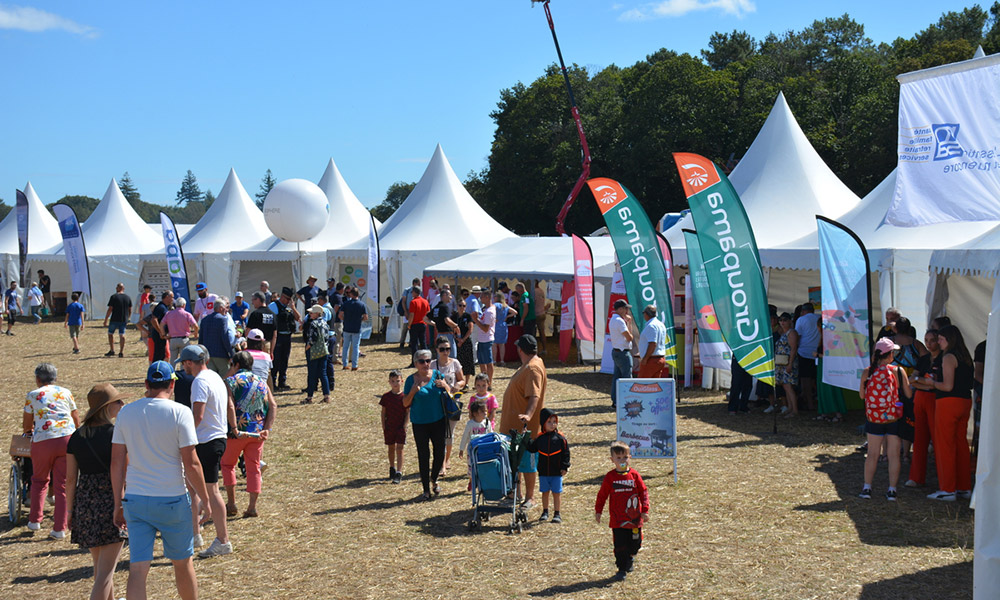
[8, 461, 24, 525]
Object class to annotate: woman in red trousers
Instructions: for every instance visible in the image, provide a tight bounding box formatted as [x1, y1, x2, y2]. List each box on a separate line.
[906, 329, 941, 487]
[924, 325, 974, 501]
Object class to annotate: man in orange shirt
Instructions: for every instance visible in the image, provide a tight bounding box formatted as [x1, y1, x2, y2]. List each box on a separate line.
[499, 334, 547, 511]
[407, 287, 431, 359]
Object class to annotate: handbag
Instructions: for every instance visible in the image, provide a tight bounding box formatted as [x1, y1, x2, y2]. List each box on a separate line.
[436, 374, 463, 421]
[775, 354, 789, 366]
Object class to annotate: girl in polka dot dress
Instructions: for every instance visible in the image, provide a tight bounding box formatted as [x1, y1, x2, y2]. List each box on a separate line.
[858, 337, 913, 500]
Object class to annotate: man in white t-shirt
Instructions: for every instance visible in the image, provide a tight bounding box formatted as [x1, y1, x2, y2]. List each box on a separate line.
[180, 344, 234, 558]
[111, 360, 210, 600]
[192, 282, 217, 323]
[609, 299, 634, 408]
[475, 288, 497, 385]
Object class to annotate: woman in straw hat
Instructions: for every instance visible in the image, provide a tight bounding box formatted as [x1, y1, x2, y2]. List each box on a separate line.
[65, 383, 127, 600]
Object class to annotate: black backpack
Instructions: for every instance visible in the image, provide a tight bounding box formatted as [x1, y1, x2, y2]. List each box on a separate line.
[396, 291, 409, 317]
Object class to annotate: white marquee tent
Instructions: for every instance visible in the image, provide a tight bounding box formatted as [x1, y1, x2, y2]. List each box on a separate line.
[0, 182, 63, 287]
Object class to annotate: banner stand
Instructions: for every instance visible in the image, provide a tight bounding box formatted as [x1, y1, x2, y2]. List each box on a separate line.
[616, 378, 678, 483]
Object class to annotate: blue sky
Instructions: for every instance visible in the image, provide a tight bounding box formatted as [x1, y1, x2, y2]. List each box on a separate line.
[1, 0, 979, 211]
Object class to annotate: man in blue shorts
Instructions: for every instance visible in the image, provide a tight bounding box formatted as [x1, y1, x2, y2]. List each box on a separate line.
[103, 282, 132, 357]
[112, 361, 210, 600]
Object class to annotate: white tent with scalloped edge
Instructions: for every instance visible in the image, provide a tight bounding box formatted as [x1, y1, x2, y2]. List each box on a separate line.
[0, 181, 63, 287]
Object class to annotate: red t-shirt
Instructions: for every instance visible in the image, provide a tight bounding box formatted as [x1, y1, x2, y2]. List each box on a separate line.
[595, 468, 649, 529]
[379, 392, 407, 432]
[408, 297, 430, 329]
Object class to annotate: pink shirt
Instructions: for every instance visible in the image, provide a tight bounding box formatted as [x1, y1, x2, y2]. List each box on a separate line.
[161, 307, 198, 338]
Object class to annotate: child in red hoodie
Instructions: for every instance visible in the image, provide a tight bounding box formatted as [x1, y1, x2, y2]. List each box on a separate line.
[595, 441, 649, 581]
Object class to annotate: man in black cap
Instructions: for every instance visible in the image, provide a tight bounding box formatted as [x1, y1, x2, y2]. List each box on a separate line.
[499, 334, 547, 511]
[609, 299, 634, 409]
[269, 287, 300, 390]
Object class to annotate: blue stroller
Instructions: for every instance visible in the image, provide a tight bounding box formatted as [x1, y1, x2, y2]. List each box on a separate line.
[467, 430, 530, 533]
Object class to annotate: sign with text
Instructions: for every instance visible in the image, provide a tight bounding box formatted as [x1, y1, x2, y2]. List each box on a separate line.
[615, 378, 677, 460]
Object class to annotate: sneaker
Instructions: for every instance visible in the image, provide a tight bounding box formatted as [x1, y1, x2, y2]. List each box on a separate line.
[389, 467, 397, 481]
[27, 521, 41, 531]
[260, 461, 268, 475]
[392, 472, 402, 484]
[118, 352, 123, 358]
[48, 530, 66, 540]
[904, 479, 919, 488]
[613, 570, 627, 582]
[858, 487, 872, 499]
[105, 350, 116, 357]
[780, 406, 790, 415]
[927, 490, 956, 501]
[198, 538, 233, 558]
[539, 510, 549, 522]
[551, 512, 562, 524]
[72, 348, 80, 354]
[520, 499, 536, 511]
[957, 490, 972, 499]
[886, 490, 897, 501]
[763, 405, 775, 414]
[194, 533, 204, 548]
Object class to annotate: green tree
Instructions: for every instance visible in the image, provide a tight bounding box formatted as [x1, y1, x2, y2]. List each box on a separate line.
[204, 189, 215, 208]
[702, 30, 757, 70]
[0, 200, 10, 221]
[119, 171, 141, 205]
[255, 169, 276, 209]
[48, 196, 100, 221]
[371, 181, 415, 222]
[175, 170, 203, 205]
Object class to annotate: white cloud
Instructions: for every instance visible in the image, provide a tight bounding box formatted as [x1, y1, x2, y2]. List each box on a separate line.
[0, 4, 97, 38]
[619, 0, 755, 21]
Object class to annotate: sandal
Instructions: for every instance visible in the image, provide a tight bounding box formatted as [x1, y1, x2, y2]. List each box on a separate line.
[242, 509, 258, 518]
[226, 504, 238, 517]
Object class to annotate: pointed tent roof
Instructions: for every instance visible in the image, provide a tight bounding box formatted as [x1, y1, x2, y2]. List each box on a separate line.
[79, 179, 162, 255]
[181, 169, 271, 253]
[761, 169, 1000, 270]
[0, 181, 63, 254]
[378, 144, 515, 251]
[664, 92, 861, 262]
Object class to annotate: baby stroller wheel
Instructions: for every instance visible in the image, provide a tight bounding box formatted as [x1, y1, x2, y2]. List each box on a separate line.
[468, 520, 478, 531]
[8, 461, 24, 525]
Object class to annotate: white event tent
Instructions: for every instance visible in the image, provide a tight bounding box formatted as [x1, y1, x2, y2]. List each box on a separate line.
[663, 91, 862, 311]
[0, 182, 63, 288]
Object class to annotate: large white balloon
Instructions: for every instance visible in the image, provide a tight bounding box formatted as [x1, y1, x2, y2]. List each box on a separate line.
[263, 179, 330, 243]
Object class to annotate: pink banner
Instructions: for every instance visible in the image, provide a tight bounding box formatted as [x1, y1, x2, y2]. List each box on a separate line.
[655, 232, 675, 303]
[572, 234, 595, 342]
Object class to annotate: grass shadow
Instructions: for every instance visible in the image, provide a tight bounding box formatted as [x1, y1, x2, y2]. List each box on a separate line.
[315, 478, 380, 493]
[529, 576, 619, 596]
[858, 561, 971, 599]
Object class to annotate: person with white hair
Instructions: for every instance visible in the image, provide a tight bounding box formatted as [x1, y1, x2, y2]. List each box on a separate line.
[162, 296, 199, 360]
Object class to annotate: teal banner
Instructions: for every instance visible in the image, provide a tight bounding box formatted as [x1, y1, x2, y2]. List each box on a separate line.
[673, 153, 774, 385]
[682, 230, 731, 371]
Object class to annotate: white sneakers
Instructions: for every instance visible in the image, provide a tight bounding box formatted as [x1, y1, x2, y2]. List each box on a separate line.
[193, 533, 204, 548]
[199, 538, 233, 558]
[48, 530, 66, 540]
[26, 521, 40, 531]
[927, 490, 956, 501]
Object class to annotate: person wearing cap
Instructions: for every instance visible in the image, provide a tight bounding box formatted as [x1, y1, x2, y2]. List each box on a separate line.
[248, 291, 277, 356]
[638, 305, 668, 379]
[303, 304, 332, 403]
[103, 282, 132, 357]
[192, 282, 216, 323]
[475, 287, 496, 385]
[162, 296, 199, 361]
[339, 286, 369, 370]
[111, 361, 211, 598]
[609, 299, 634, 409]
[230, 291, 250, 328]
[246, 329, 274, 387]
[408, 286, 431, 358]
[199, 296, 236, 375]
[858, 337, 914, 501]
[22, 363, 79, 538]
[296, 275, 321, 310]
[65, 383, 127, 600]
[269, 287, 301, 389]
[499, 334, 547, 511]
[178, 344, 235, 558]
[314, 292, 338, 382]
[221, 351, 276, 518]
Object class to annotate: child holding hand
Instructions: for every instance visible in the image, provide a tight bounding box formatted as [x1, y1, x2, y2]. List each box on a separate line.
[529, 408, 570, 523]
[458, 399, 493, 490]
[380, 369, 407, 484]
[595, 441, 649, 581]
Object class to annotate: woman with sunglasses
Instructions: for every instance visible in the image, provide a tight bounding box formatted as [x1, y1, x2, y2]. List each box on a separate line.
[402, 349, 453, 500]
[431, 335, 466, 476]
[455, 300, 475, 378]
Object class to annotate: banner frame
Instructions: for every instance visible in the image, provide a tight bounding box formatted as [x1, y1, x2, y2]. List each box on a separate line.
[816, 215, 874, 351]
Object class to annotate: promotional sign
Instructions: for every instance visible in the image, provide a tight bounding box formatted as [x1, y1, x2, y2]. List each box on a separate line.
[817, 217, 873, 391]
[616, 378, 678, 481]
[682, 230, 731, 370]
[15, 189, 28, 288]
[571, 234, 595, 342]
[888, 54, 1000, 226]
[159, 212, 190, 303]
[51, 204, 91, 298]
[339, 265, 367, 293]
[673, 152, 775, 386]
[587, 178, 674, 345]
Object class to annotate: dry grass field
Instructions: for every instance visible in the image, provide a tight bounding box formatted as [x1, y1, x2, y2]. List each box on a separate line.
[0, 321, 974, 599]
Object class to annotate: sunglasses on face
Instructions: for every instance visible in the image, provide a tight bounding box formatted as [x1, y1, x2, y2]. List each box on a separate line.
[438, 346, 451, 352]
[416, 359, 432, 364]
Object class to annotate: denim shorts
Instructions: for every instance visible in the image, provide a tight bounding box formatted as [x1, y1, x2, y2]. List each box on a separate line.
[518, 450, 538, 473]
[107, 321, 127, 335]
[539, 475, 563, 494]
[122, 493, 193, 562]
[476, 343, 494, 365]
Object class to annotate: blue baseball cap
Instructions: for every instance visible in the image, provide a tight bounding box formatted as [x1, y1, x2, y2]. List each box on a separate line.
[195, 282, 208, 291]
[146, 360, 177, 383]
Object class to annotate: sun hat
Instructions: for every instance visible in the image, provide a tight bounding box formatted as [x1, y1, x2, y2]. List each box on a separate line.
[471, 285, 482, 293]
[83, 383, 125, 423]
[308, 304, 325, 315]
[247, 328, 264, 341]
[147, 361, 177, 383]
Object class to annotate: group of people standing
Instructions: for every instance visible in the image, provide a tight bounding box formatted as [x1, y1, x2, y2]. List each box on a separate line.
[608, 299, 670, 408]
[3, 270, 52, 334]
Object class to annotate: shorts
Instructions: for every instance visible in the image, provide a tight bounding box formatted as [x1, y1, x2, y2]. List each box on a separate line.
[539, 475, 563, 494]
[6, 309, 18, 323]
[865, 420, 900, 436]
[383, 426, 407, 446]
[68, 325, 80, 338]
[518, 450, 538, 474]
[476, 343, 494, 365]
[122, 493, 193, 562]
[196, 438, 227, 484]
[797, 355, 817, 378]
[107, 321, 127, 335]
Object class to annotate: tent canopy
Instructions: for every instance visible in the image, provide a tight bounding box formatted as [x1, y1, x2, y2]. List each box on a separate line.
[424, 236, 617, 282]
[181, 168, 271, 253]
[78, 179, 163, 255]
[0, 182, 62, 255]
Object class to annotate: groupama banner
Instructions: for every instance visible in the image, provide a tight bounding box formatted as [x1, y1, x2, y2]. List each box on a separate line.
[160, 212, 190, 303]
[672, 153, 774, 385]
[587, 177, 676, 368]
[682, 230, 731, 371]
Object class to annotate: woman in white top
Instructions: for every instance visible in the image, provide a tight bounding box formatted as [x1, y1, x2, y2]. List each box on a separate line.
[431, 334, 466, 475]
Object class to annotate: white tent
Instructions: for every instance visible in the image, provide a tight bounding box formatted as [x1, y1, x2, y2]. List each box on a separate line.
[379, 144, 516, 338]
[762, 169, 999, 329]
[424, 236, 617, 283]
[0, 181, 63, 286]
